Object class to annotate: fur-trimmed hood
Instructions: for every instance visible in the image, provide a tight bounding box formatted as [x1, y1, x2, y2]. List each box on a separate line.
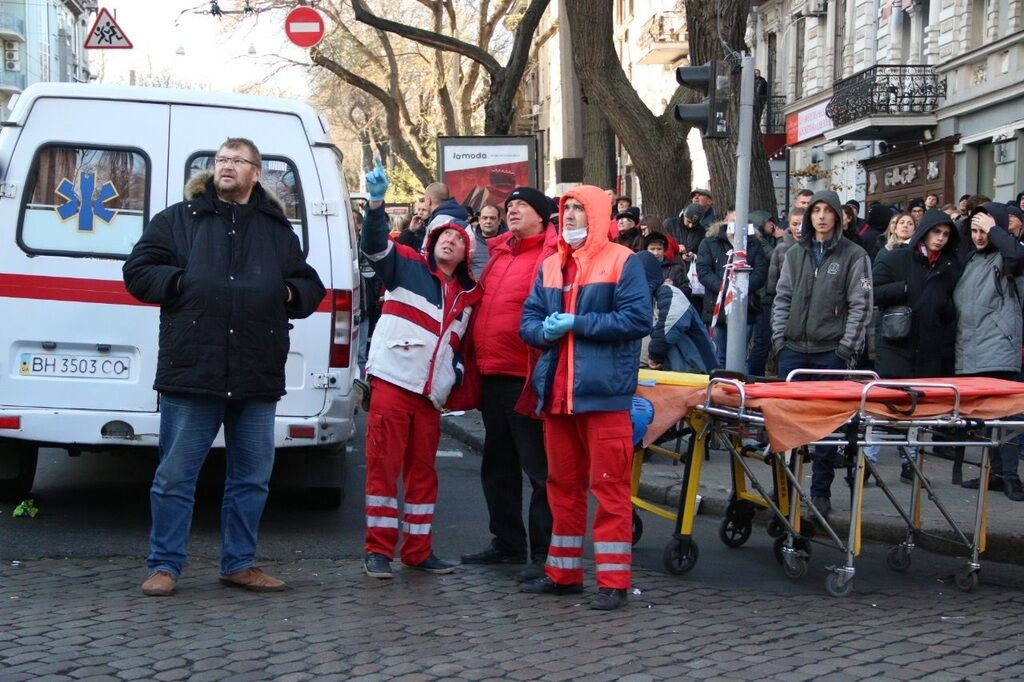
[184, 170, 289, 217]
[421, 213, 476, 290]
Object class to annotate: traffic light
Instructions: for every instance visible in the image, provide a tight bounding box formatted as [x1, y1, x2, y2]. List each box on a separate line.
[675, 59, 730, 139]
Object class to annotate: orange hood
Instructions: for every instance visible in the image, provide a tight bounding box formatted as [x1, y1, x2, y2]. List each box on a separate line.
[558, 185, 613, 261]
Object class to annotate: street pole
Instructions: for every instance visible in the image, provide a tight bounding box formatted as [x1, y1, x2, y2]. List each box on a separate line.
[725, 54, 755, 373]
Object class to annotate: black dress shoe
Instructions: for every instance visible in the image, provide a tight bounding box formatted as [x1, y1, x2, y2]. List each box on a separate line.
[519, 576, 583, 595]
[591, 588, 628, 611]
[460, 543, 527, 565]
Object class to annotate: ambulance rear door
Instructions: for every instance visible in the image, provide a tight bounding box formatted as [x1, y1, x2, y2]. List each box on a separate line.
[166, 103, 330, 418]
[0, 95, 169, 412]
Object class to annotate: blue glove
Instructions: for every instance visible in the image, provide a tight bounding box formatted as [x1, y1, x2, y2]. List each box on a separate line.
[365, 160, 389, 202]
[542, 312, 575, 342]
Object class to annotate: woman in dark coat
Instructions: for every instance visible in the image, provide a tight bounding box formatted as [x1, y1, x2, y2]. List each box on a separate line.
[872, 209, 960, 378]
[870, 209, 960, 481]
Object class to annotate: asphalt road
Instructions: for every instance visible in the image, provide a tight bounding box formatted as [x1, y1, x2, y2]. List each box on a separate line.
[3, 418, 1023, 599]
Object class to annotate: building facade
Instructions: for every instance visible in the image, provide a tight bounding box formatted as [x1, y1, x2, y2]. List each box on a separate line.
[515, 0, 710, 207]
[751, 0, 1024, 211]
[0, 0, 93, 117]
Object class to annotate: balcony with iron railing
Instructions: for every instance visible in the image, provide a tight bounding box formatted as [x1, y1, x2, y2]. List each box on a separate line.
[637, 11, 688, 65]
[761, 94, 786, 135]
[824, 64, 945, 141]
[0, 15, 26, 43]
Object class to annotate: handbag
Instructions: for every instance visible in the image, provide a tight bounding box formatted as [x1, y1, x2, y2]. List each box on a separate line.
[880, 305, 912, 341]
[687, 260, 705, 296]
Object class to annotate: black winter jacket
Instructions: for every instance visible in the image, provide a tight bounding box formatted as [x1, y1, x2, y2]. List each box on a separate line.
[872, 209, 960, 378]
[695, 222, 769, 325]
[123, 173, 326, 400]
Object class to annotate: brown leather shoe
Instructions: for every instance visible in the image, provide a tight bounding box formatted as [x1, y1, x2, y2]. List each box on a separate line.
[141, 571, 176, 597]
[219, 567, 287, 592]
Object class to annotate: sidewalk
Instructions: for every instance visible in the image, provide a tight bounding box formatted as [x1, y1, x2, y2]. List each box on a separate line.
[441, 409, 1024, 566]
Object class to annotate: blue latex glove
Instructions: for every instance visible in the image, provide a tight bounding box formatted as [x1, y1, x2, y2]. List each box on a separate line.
[542, 312, 575, 342]
[365, 160, 389, 202]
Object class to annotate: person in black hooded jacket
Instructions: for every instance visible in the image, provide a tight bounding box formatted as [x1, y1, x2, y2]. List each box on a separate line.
[123, 137, 326, 597]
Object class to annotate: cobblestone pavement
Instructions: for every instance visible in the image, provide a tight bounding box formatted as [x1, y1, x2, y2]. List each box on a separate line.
[2, 555, 1024, 681]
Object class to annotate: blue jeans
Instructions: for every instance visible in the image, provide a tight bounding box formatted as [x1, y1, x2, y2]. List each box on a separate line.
[776, 348, 847, 498]
[148, 393, 277, 577]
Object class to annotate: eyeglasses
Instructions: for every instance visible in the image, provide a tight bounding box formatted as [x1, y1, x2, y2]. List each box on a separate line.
[213, 156, 259, 168]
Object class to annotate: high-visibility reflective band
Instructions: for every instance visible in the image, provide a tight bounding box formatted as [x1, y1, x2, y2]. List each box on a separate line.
[596, 563, 631, 572]
[546, 555, 583, 569]
[366, 516, 399, 528]
[366, 495, 398, 508]
[402, 522, 432, 535]
[404, 503, 435, 515]
[550, 535, 584, 549]
[594, 542, 632, 555]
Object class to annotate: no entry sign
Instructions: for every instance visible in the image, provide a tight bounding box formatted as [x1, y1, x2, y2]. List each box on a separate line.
[285, 6, 325, 49]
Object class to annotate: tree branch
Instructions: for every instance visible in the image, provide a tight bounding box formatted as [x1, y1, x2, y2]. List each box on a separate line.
[351, 0, 502, 76]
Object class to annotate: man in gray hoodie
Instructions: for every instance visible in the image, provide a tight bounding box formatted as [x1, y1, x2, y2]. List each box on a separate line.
[772, 189, 873, 518]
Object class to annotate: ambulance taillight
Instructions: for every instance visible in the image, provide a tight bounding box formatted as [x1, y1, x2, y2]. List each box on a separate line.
[330, 289, 352, 368]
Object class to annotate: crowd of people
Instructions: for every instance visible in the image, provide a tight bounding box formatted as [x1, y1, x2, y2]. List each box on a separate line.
[354, 164, 1024, 611]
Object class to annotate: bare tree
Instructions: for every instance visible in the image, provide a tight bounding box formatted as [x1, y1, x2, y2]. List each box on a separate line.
[685, 0, 777, 215]
[562, 0, 693, 219]
[349, 0, 550, 136]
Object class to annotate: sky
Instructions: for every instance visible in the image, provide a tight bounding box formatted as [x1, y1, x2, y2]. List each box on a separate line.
[90, 1, 314, 98]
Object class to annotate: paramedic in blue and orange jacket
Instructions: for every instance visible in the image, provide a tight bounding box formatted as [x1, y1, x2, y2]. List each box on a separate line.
[359, 162, 482, 580]
[518, 185, 652, 611]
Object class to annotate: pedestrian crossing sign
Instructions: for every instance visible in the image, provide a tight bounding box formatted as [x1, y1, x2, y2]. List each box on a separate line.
[84, 8, 133, 50]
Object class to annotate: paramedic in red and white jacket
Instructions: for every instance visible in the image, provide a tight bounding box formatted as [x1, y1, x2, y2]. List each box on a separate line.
[519, 185, 652, 611]
[359, 163, 482, 580]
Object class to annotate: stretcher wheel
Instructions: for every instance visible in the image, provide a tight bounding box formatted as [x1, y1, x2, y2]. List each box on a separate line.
[631, 509, 643, 546]
[954, 569, 979, 592]
[886, 546, 911, 572]
[718, 517, 752, 548]
[825, 572, 854, 597]
[766, 518, 785, 538]
[662, 538, 699, 575]
[773, 535, 812, 564]
[782, 553, 807, 580]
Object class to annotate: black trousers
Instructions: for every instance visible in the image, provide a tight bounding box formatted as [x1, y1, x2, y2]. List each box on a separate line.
[478, 375, 552, 558]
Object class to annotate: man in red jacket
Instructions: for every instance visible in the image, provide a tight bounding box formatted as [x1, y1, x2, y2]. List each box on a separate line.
[461, 187, 558, 580]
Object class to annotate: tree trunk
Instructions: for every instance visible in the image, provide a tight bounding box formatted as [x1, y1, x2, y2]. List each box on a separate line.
[685, 0, 777, 216]
[564, 0, 691, 220]
[581, 99, 616, 189]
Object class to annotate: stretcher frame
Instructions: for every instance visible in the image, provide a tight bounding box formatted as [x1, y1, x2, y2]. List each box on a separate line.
[696, 369, 1024, 596]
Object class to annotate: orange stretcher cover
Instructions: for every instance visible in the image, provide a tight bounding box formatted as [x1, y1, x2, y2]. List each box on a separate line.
[637, 377, 1024, 452]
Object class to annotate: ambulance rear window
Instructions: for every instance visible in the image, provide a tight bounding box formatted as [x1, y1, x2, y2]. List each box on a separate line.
[18, 145, 149, 258]
[187, 153, 307, 251]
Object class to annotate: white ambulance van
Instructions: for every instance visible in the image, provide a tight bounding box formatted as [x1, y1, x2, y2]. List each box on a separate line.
[0, 83, 360, 506]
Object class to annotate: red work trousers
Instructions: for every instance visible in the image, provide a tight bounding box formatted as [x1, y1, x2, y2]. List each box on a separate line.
[363, 378, 441, 565]
[542, 410, 633, 589]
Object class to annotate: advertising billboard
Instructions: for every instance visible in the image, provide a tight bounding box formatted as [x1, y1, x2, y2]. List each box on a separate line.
[437, 136, 539, 213]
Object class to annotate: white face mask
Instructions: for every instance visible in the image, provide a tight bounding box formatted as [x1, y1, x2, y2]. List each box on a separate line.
[563, 227, 588, 248]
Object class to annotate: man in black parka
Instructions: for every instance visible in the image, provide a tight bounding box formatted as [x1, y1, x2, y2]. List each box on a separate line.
[124, 138, 325, 597]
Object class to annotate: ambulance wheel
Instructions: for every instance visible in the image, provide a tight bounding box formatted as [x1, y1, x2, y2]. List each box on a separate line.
[662, 538, 699, 575]
[886, 545, 912, 572]
[631, 509, 643, 545]
[307, 486, 343, 509]
[954, 568, 978, 592]
[766, 517, 785, 538]
[0, 442, 37, 502]
[825, 572, 854, 597]
[718, 516, 752, 548]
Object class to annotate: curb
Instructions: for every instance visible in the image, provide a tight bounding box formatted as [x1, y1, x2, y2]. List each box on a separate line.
[440, 415, 1024, 566]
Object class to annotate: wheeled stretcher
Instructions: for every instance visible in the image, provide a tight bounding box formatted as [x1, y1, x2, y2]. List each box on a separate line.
[631, 369, 1024, 596]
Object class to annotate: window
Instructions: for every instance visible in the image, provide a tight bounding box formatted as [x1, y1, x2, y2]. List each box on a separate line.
[977, 141, 996, 198]
[187, 153, 307, 251]
[971, 0, 989, 48]
[794, 19, 806, 99]
[19, 145, 148, 258]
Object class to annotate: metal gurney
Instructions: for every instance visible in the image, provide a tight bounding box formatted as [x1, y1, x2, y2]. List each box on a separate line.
[696, 371, 1024, 596]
